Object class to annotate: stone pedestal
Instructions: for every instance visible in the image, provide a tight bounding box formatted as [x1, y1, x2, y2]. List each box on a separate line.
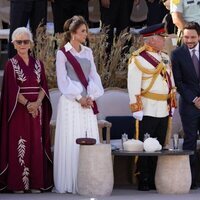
[77, 144, 114, 196]
[155, 155, 191, 194]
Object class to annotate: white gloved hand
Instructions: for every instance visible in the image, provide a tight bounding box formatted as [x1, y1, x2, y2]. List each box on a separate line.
[171, 107, 175, 116]
[133, 110, 144, 121]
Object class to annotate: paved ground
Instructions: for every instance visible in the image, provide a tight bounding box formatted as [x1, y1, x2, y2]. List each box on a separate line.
[1, 188, 200, 200]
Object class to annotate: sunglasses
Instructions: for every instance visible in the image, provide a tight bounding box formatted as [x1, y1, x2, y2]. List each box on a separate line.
[14, 40, 30, 45]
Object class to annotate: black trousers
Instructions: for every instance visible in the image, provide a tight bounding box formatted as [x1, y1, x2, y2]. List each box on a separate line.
[51, 0, 89, 33]
[99, 0, 133, 51]
[137, 116, 169, 186]
[8, 0, 47, 58]
[145, 0, 168, 26]
[181, 114, 200, 185]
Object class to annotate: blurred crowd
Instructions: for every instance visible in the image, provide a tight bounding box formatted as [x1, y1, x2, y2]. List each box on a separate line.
[0, 0, 199, 57]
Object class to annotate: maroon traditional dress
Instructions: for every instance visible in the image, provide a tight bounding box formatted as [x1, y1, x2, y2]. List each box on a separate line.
[0, 54, 53, 191]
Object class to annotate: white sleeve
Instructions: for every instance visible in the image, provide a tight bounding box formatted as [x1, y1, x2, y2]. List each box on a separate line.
[170, 0, 183, 13]
[87, 49, 104, 100]
[127, 58, 142, 105]
[56, 50, 83, 100]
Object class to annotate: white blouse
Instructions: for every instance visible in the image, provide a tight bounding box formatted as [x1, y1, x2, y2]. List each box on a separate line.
[56, 42, 104, 100]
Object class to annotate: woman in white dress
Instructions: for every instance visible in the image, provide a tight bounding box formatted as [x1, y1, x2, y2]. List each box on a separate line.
[53, 15, 104, 194]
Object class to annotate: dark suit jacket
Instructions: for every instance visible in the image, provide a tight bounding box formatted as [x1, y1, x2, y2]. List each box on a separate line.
[171, 43, 200, 117]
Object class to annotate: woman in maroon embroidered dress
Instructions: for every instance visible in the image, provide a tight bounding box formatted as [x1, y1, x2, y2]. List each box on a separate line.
[0, 27, 53, 193]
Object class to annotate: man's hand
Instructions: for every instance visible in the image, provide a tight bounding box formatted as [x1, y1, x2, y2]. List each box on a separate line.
[133, 110, 143, 121]
[171, 107, 175, 116]
[194, 97, 200, 109]
[101, 0, 110, 8]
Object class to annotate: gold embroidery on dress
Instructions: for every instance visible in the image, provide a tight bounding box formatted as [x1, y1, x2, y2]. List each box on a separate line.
[22, 167, 30, 190]
[34, 60, 41, 83]
[17, 137, 29, 190]
[11, 58, 27, 82]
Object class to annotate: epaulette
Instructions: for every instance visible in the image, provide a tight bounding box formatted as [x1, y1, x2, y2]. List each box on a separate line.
[132, 46, 146, 56]
[161, 51, 168, 55]
[128, 46, 145, 65]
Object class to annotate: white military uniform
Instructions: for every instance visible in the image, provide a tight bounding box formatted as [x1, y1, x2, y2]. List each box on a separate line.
[170, 0, 200, 25]
[128, 45, 176, 118]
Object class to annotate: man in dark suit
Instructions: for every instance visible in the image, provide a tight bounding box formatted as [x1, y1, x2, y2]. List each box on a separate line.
[8, 0, 47, 58]
[171, 21, 200, 189]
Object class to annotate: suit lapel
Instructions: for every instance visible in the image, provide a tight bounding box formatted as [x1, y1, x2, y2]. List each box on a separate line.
[198, 42, 200, 67]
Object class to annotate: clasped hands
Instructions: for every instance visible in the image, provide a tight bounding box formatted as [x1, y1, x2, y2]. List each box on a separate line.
[27, 101, 41, 118]
[78, 97, 94, 109]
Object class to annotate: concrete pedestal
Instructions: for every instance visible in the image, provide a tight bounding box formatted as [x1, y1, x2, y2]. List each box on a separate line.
[155, 155, 191, 194]
[77, 144, 114, 196]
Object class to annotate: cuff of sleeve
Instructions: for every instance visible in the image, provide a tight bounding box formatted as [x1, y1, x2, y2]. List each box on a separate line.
[129, 95, 143, 112]
[193, 97, 198, 103]
[76, 95, 82, 101]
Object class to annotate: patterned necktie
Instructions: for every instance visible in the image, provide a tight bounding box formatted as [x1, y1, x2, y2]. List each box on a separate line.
[192, 49, 199, 77]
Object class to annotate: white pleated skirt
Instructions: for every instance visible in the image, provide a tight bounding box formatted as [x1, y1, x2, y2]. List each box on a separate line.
[53, 95, 99, 194]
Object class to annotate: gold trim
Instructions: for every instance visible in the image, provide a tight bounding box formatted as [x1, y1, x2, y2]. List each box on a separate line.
[164, 117, 172, 147]
[132, 46, 146, 56]
[135, 58, 165, 94]
[142, 92, 170, 101]
[135, 120, 139, 140]
[135, 57, 164, 75]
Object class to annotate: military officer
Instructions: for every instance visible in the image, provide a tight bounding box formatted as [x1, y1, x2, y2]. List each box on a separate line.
[170, 0, 200, 31]
[127, 23, 177, 191]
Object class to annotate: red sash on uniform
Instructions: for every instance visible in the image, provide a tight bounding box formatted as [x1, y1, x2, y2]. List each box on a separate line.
[140, 50, 172, 91]
[60, 47, 99, 114]
[140, 50, 173, 116]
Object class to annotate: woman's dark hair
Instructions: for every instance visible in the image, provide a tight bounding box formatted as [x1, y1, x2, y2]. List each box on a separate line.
[183, 22, 200, 35]
[62, 15, 88, 46]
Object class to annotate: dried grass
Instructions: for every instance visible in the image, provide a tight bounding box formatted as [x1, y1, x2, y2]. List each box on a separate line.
[33, 26, 62, 88]
[33, 26, 143, 89]
[89, 27, 143, 88]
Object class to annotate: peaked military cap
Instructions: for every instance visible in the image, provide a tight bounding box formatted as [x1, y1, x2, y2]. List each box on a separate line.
[139, 23, 166, 37]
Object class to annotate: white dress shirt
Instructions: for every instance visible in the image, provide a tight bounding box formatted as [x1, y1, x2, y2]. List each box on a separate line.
[189, 43, 199, 59]
[56, 42, 104, 100]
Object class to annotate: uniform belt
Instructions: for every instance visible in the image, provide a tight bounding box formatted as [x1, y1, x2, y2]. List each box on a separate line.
[142, 92, 170, 101]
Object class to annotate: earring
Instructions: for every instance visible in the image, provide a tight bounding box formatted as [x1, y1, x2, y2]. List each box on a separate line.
[72, 36, 75, 41]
